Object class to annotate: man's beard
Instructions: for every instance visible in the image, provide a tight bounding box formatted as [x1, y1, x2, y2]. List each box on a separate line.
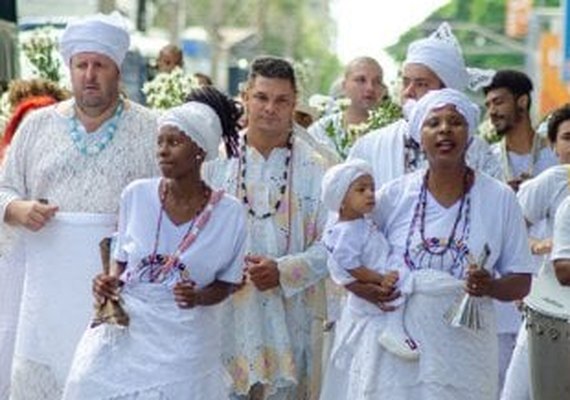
[495, 106, 525, 136]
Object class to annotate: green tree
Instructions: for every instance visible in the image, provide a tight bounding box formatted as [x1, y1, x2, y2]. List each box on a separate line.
[387, 0, 561, 70]
[151, 0, 341, 95]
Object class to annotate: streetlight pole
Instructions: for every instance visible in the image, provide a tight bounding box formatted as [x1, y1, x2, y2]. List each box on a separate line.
[137, 0, 147, 32]
[168, 0, 184, 44]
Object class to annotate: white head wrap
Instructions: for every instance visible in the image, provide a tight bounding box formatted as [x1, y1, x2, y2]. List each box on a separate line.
[158, 102, 223, 161]
[404, 22, 496, 94]
[59, 12, 130, 68]
[404, 23, 469, 92]
[321, 159, 373, 212]
[408, 88, 480, 146]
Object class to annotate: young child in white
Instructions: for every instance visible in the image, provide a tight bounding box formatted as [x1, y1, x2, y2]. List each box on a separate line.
[321, 159, 418, 360]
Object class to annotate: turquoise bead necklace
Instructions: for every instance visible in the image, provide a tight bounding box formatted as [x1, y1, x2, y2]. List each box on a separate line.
[69, 99, 124, 156]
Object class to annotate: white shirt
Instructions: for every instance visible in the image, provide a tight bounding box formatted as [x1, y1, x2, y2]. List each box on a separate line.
[490, 140, 558, 181]
[115, 178, 247, 288]
[0, 99, 159, 215]
[307, 113, 343, 156]
[324, 218, 401, 316]
[552, 196, 570, 262]
[323, 218, 390, 284]
[374, 170, 534, 279]
[518, 164, 570, 234]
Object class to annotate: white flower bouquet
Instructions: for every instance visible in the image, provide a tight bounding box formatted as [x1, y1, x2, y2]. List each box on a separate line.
[142, 67, 200, 110]
[21, 27, 62, 83]
[310, 95, 403, 159]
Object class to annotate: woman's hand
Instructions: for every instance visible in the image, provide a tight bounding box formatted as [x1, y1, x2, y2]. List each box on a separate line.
[92, 273, 121, 304]
[382, 270, 399, 289]
[173, 280, 235, 308]
[345, 281, 401, 311]
[173, 281, 200, 309]
[530, 238, 553, 255]
[464, 264, 493, 297]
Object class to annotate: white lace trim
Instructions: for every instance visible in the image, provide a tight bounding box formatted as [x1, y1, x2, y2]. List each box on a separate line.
[0, 99, 159, 216]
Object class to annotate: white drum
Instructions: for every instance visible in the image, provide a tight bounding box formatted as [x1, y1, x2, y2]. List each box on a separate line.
[524, 263, 570, 400]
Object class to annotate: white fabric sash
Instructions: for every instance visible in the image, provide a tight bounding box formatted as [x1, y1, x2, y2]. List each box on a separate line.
[331, 269, 462, 368]
[329, 269, 498, 397]
[15, 212, 116, 385]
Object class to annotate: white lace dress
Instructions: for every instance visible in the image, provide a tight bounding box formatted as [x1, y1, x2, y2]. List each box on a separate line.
[321, 171, 534, 400]
[0, 99, 158, 399]
[204, 135, 329, 398]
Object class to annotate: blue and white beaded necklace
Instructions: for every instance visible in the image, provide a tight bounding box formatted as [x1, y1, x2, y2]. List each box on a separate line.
[69, 99, 124, 156]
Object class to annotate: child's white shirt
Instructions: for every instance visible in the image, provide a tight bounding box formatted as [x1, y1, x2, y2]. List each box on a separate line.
[323, 217, 410, 316]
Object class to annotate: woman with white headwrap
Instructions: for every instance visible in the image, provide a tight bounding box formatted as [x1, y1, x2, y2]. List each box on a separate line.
[63, 87, 247, 400]
[322, 89, 533, 400]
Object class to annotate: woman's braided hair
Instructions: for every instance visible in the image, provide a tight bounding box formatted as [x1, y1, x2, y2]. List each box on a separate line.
[185, 86, 242, 158]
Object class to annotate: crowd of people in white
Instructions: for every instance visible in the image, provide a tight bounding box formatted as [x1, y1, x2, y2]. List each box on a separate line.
[0, 11, 569, 400]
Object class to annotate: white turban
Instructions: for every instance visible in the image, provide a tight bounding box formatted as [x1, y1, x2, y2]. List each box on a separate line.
[404, 22, 469, 92]
[158, 102, 223, 161]
[59, 12, 130, 68]
[408, 88, 480, 146]
[321, 159, 373, 212]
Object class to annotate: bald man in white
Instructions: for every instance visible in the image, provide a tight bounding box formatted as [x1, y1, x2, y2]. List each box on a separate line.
[308, 56, 386, 159]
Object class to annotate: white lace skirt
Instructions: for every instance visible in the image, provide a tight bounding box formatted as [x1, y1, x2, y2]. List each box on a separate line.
[321, 269, 498, 400]
[63, 283, 230, 400]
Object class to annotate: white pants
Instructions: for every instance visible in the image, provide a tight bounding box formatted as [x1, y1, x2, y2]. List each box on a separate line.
[498, 332, 518, 393]
[500, 327, 530, 400]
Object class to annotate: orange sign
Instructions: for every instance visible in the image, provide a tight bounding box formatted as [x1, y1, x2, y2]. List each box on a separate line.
[505, 0, 532, 38]
[539, 32, 570, 116]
